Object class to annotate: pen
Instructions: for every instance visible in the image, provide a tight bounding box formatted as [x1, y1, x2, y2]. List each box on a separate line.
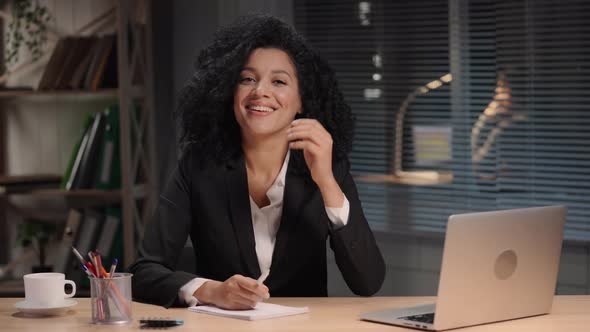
[72, 246, 98, 277]
[256, 270, 271, 302]
[96, 253, 105, 278]
[108, 258, 118, 278]
[257, 270, 270, 285]
[89, 251, 105, 277]
[89, 251, 109, 278]
[88, 251, 98, 270]
[81, 264, 94, 277]
[71, 246, 86, 265]
[85, 261, 98, 277]
[139, 319, 184, 327]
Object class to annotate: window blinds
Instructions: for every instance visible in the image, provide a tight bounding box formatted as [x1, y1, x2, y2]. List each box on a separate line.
[294, 0, 590, 241]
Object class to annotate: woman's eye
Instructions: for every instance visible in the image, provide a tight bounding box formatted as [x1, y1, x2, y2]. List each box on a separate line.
[274, 80, 286, 85]
[239, 77, 255, 83]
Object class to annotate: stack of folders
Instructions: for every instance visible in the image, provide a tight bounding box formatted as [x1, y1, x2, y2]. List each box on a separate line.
[188, 302, 309, 321]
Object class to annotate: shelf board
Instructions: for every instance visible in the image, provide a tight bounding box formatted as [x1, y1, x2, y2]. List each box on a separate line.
[4, 183, 147, 204]
[0, 88, 118, 100]
[37, 189, 121, 208]
[0, 279, 25, 297]
[0, 174, 62, 194]
[8, 189, 122, 209]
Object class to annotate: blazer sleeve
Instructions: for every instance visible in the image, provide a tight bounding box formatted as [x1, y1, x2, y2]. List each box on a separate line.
[328, 158, 386, 296]
[127, 150, 198, 308]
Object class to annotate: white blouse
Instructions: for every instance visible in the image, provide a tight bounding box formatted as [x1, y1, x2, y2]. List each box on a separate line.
[179, 151, 350, 306]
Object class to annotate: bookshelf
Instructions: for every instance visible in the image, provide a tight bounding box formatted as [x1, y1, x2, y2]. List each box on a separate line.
[0, 0, 157, 279]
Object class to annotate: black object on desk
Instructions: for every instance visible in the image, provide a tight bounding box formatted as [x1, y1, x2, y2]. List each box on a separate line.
[139, 318, 184, 328]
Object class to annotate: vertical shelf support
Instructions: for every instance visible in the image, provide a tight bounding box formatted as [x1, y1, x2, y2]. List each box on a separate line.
[0, 109, 7, 264]
[116, 0, 158, 266]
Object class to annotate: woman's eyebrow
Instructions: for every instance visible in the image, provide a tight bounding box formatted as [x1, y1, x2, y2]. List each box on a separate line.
[271, 69, 292, 78]
[241, 67, 293, 78]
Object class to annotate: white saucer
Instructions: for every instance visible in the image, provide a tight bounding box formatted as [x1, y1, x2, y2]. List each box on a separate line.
[15, 299, 77, 316]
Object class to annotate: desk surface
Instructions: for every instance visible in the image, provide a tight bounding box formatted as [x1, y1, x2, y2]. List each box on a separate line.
[1, 296, 589, 331]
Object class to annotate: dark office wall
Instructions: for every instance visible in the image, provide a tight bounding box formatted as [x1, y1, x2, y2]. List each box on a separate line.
[151, 1, 221, 188]
[152, 1, 175, 188]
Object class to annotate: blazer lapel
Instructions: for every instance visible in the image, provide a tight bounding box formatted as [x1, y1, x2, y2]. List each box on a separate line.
[226, 156, 261, 278]
[270, 160, 311, 274]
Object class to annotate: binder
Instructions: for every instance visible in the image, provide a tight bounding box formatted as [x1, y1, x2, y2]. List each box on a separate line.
[67, 209, 103, 284]
[63, 114, 94, 190]
[70, 112, 106, 189]
[53, 209, 83, 273]
[92, 106, 123, 265]
[94, 105, 120, 190]
[95, 207, 122, 262]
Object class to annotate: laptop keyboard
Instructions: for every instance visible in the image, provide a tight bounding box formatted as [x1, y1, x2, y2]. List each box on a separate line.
[400, 313, 435, 324]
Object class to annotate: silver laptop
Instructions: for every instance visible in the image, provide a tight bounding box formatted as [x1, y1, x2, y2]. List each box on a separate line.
[360, 205, 566, 331]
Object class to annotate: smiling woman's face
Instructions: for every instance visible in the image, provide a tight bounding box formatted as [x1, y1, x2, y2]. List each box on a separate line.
[233, 47, 302, 141]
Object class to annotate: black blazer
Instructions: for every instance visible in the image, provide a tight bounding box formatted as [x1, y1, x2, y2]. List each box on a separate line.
[129, 149, 385, 307]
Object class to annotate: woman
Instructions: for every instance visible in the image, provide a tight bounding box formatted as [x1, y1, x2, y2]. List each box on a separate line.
[129, 14, 385, 309]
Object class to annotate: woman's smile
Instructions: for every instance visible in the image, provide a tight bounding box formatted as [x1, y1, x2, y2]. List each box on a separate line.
[246, 103, 276, 115]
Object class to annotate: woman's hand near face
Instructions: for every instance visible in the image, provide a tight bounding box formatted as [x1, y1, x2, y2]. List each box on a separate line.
[288, 119, 345, 208]
[194, 275, 270, 310]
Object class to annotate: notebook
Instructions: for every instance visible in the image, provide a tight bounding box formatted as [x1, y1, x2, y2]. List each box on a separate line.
[188, 302, 309, 321]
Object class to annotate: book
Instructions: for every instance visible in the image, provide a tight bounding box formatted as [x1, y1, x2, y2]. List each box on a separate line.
[83, 36, 110, 90]
[69, 37, 100, 89]
[54, 37, 97, 89]
[188, 302, 309, 321]
[84, 34, 116, 90]
[99, 35, 118, 89]
[37, 37, 70, 90]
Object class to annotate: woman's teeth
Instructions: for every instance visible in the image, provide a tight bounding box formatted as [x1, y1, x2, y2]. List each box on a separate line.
[248, 105, 274, 112]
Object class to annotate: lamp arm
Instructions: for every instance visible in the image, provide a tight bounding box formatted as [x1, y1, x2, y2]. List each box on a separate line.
[393, 74, 453, 174]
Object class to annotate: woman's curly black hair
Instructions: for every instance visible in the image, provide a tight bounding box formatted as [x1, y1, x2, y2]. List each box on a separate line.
[176, 14, 355, 171]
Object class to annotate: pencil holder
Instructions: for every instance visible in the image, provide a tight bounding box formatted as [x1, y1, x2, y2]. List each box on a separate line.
[89, 273, 133, 324]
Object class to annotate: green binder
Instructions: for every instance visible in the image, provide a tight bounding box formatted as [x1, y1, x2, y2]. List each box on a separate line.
[94, 105, 121, 190]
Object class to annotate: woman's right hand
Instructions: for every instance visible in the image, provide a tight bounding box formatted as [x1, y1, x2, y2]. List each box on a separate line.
[194, 274, 270, 310]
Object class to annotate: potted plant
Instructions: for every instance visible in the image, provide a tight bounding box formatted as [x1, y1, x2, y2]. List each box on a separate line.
[16, 220, 57, 273]
[0, 0, 52, 74]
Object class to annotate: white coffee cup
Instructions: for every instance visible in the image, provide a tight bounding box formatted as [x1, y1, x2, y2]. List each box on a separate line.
[23, 272, 76, 307]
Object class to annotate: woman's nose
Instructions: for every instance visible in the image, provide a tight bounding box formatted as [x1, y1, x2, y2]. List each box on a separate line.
[252, 81, 270, 97]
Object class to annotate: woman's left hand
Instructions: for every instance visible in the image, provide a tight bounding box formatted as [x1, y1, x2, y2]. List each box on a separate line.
[288, 119, 344, 208]
[288, 119, 335, 186]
